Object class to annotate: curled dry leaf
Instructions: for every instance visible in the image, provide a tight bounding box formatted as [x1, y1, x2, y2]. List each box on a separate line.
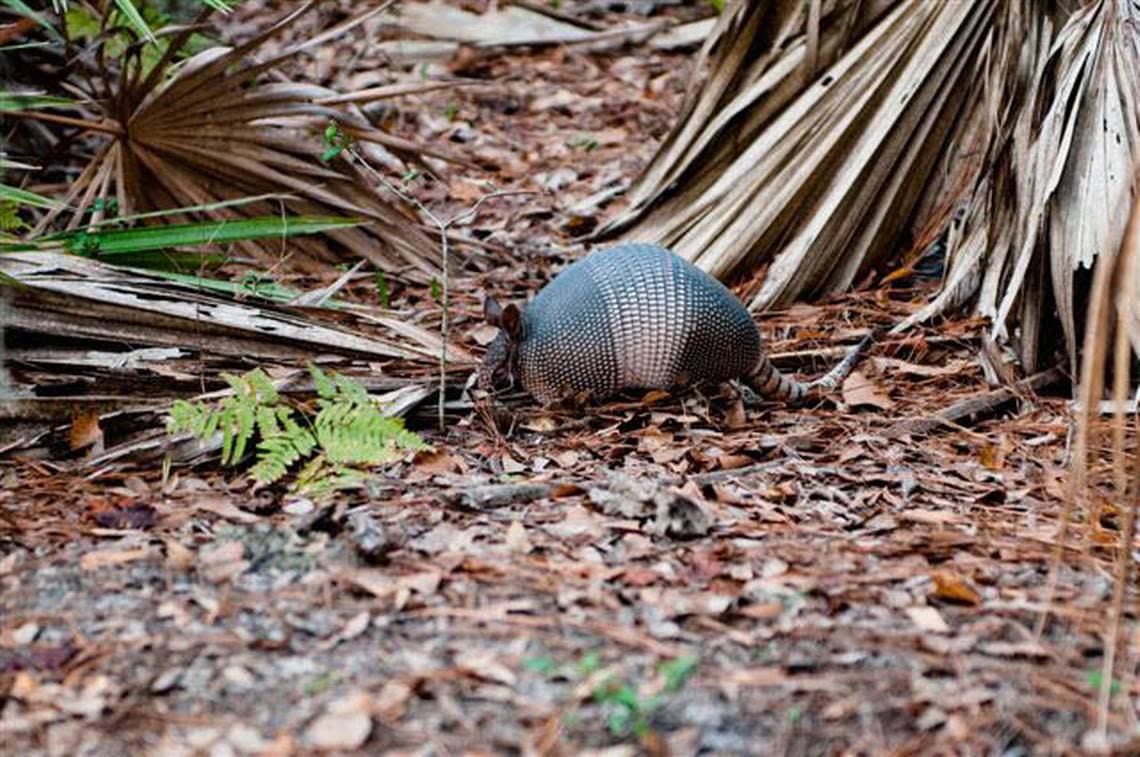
[930, 571, 982, 605]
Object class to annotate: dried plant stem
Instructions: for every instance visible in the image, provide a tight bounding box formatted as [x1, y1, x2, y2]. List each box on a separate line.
[347, 147, 532, 430]
[1094, 188, 1140, 742]
[7, 111, 124, 136]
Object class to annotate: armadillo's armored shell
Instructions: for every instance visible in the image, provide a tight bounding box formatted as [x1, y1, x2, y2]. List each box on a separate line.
[518, 243, 761, 403]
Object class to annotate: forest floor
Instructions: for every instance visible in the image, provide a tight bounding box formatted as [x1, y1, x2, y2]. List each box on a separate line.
[0, 3, 1125, 755]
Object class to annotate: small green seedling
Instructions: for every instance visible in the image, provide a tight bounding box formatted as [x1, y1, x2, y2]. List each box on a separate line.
[320, 121, 352, 163]
[568, 135, 599, 151]
[522, 650, 699, 740]
[1088, 670, 1122, 697]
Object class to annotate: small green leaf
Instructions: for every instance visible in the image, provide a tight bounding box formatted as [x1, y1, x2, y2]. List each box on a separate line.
[429, 277, 442, 303]
[659, 654, 699, 692]
[373, 270, 390, 308]
[576, 651, 600, 675]
[1088, 670, 1122, 696]
[523, 656, 557, 675]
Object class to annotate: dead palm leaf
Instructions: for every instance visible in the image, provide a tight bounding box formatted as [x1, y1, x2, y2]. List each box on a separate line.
[605, 0, 996, 314]
[8, 2, 457, 281]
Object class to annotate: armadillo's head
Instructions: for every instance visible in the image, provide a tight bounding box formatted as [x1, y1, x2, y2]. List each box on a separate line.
[477, 297, 523, 393]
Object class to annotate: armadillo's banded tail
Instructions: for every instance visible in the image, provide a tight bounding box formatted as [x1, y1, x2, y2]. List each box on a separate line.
[747, 333, 873, 403]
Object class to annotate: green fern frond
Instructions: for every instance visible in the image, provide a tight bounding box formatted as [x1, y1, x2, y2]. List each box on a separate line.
[168, 365, 427, 494]
[309, 363, 336, 400]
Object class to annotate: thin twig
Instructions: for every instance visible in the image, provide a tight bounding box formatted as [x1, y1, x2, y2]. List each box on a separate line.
[345, 144, 533, 430]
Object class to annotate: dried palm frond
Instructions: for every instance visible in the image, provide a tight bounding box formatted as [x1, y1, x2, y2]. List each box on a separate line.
[7, 2, 452, 280]
[604, 0, 899, 238]
[615, 0, 1139, 382]
[980, 0, 1140, 373]
[605, 0, 996, 313]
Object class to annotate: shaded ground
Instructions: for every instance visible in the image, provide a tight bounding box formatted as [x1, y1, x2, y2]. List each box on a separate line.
[0, 3, 1121, 755]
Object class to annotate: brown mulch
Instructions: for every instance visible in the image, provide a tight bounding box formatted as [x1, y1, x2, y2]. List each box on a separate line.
[0, 2, 1125, 755]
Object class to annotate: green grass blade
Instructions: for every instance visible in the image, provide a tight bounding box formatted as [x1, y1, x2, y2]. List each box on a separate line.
[111, 0, 156, 44]
[0, 92, 79, 111]
[75, 193, 298, 229]
[0, 183, 64, 210]
[143, 270, 304, 301]
[55, 215, 363, 255]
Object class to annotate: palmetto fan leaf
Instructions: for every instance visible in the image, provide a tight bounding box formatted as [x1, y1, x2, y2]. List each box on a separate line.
[612, 0, 1140, 379]
[21, 2, 442, 279]
[605, 0, 995, 311]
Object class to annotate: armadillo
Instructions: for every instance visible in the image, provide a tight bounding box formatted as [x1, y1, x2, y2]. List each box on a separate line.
[477, 243, 870, 405]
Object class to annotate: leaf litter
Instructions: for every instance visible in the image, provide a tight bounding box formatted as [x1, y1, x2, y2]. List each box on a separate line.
[0, 1, 1124, 754]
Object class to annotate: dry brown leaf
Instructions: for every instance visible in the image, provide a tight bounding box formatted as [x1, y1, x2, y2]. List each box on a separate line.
[80, 546, 152, 571]
[506, 520, 533, 554]
[873, 356, 973, 377]
[455, 650, 518, 686]
[899, 509, 964, 526]
[305, 691, 372, 750]
[373, 680, 413, 722]
[520, 415, 558, 433]
[841, 370, 894, 410]
[198, 541, 248, 584]
[164, 539, 195, 572]
[501, 455, 527, 474]
[905, 606, 950, 633]
[978, 443, 1005, 470]
[552, 449, 581, 469]
[194, 496, 261, 525]
[68, 411, 104, 453]
[413, 449, 463, 474]
[930, 571, 981, 605]
[469, 323, 500, 346]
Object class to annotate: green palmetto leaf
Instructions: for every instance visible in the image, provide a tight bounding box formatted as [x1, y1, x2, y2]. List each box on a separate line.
[50, 215, 363, 256]
[75, 193, 299, 229]
[0, 183, 64, 210]
[0, 92, 79, 111]
[147, 270, 302, 300]
[111, 0, 156, 44]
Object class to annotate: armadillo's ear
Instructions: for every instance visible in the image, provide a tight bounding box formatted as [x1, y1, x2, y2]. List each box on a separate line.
[501, 303, 521, 339]
[483, 297, 503, 326]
